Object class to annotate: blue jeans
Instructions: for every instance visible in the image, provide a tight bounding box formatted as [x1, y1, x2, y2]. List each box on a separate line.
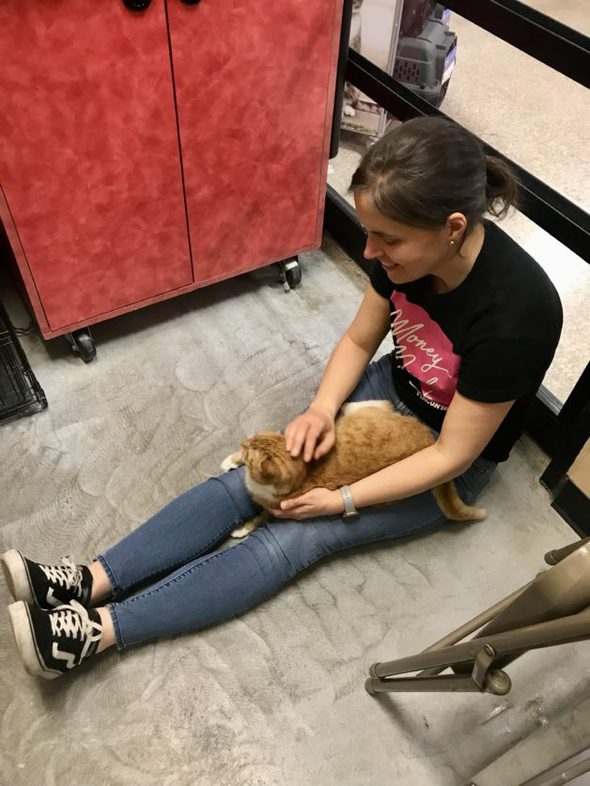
[98, 356, 496, 649]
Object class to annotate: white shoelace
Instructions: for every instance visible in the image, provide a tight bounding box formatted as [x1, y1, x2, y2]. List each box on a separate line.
[39, 557, 83, 596]
[49, 600, 102, 662]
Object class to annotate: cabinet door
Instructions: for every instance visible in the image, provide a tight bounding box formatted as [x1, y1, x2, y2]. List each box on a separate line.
[167, 0, 343, 284]
[0, 1, 192, 333]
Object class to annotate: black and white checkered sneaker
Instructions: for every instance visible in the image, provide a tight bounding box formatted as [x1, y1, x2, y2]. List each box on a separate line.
[8, 600, 102, 679]
[1, 549, 93, 609]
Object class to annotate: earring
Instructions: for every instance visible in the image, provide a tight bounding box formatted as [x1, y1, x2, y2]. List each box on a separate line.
[449, 239, 456, 248]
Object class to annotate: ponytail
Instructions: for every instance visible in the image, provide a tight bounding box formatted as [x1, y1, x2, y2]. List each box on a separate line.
[485, 155, 520, 218]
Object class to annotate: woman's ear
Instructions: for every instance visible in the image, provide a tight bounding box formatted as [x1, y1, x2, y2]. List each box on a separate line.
[445, 212, 467, 243]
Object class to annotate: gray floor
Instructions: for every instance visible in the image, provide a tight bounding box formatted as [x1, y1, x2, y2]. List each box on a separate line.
[0, 238, 588, 786]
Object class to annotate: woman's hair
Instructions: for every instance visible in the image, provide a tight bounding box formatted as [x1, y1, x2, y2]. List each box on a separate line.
[349, 116, 519, 233]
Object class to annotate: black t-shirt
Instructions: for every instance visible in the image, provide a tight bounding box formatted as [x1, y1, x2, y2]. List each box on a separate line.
[370, 220, 563, 462]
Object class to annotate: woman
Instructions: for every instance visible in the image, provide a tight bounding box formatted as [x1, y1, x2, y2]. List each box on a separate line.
[2, 117, 563, 679]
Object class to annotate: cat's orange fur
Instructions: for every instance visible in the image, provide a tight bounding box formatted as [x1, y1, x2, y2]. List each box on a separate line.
[227, 401, 486, 537]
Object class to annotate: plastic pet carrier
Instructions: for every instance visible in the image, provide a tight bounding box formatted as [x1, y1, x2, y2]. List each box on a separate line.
[0, 300, 47, 425]
[394, 2, 457, 107]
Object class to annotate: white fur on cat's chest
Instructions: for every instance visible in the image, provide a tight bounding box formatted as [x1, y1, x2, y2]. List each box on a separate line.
[244, 471, 279, 507]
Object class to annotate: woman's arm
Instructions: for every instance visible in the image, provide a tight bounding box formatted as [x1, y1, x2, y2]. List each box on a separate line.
[275, 392, 514, 519]
[285, 285, 391, 461]
[310, 284, 392, 417]
[349, 392, 515, 508]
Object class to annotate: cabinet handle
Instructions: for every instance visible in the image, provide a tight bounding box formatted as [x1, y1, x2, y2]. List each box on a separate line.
[123, 0, 152, 10]
[179, 0, 202, 4]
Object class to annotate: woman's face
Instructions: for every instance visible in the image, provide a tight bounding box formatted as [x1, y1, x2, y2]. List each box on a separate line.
[354, 191, 452, 285]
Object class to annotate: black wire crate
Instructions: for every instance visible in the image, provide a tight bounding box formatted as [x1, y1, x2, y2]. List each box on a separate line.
[0, 301, 47, 425]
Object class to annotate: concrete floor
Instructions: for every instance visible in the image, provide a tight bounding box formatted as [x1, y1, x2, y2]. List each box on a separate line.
[1, 3, 590, 784]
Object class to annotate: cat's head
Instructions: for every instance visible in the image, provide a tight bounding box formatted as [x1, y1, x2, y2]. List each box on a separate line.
[242, 431, 307, 494]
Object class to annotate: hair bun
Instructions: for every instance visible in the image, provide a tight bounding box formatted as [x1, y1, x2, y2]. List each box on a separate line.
[485, 155, 520, 218]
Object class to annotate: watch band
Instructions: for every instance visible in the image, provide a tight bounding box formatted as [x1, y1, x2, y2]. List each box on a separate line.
[339, 485, 359, 518]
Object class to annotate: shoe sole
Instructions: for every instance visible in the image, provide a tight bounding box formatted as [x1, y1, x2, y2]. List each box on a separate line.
[1, 550, 35, 605]
[7, 601, 61, 680]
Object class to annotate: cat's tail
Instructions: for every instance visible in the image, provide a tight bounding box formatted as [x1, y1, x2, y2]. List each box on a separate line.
[433, 482, 487, 522]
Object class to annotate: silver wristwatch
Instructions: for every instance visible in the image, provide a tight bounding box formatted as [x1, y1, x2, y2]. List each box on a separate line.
[339, 485, 359, 519]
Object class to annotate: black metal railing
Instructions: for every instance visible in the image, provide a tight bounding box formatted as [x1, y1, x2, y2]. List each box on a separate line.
[444, 0, 590, 89]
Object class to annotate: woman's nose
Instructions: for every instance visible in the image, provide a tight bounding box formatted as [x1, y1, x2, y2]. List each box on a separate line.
[363, 236, 380, 260]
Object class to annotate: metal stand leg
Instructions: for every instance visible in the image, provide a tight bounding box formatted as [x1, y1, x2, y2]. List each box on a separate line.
[365, 540, 590, 697]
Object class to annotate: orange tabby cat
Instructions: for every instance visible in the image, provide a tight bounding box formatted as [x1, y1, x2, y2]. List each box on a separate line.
[222, 400, 486, 538]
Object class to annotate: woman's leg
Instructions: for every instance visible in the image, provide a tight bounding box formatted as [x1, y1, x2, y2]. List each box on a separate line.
[2, 356, 405, 614]
[6, 356, 495, 675]
[4, 467, 264, 676]
[92, 355, 400, 604]
[103, 458, 495, 650]
[101, 356, 495, 649]
[94, 468, 260, 601]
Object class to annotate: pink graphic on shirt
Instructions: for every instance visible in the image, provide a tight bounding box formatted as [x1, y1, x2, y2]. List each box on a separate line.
[390, 291, 460, 408]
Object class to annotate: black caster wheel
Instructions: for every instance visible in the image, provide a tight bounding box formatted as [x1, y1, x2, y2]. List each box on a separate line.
[277, 257, 302, 291]
[65, 328, 97, 363]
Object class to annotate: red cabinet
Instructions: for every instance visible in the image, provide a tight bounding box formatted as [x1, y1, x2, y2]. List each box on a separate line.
[0, 0, 343, 342]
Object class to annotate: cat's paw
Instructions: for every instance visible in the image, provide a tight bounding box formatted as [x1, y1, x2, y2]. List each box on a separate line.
[230, 515, 262, 538]
[343, 104, 356, 117]
[230, 526, 250, 539]
[221, 452, 242, 472]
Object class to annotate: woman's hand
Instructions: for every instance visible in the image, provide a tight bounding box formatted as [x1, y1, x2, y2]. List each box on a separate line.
[284, 403, 336, 462]
[269, 488, 344, 520]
